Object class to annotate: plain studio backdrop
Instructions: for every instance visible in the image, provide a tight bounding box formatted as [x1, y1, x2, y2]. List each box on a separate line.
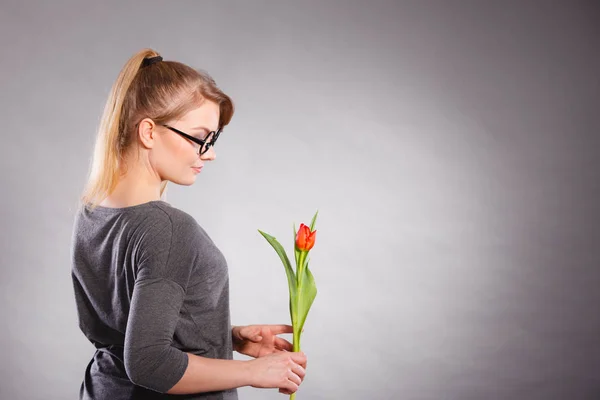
[1, 1, 599, 399]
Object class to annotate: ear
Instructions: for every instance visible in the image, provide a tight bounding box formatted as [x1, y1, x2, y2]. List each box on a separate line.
[138, 118, 157, 149]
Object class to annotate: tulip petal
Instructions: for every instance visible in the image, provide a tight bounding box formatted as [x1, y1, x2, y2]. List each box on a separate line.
[306, 230, 316, 251]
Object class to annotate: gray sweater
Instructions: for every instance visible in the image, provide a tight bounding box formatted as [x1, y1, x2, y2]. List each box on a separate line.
[70, 200, 238, 399]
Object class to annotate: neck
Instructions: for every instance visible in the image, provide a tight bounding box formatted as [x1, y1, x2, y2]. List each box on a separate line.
[101, 152, 163, 208]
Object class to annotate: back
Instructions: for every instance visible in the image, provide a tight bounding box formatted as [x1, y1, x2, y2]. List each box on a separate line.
[70, 200, 238, 400]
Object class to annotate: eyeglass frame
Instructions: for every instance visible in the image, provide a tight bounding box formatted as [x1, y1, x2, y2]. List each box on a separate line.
[161, 124, 222, 155]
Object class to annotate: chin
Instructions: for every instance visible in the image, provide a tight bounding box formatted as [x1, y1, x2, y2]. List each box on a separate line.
[168, 174, 196, 186]
[182, 176, 197, 186]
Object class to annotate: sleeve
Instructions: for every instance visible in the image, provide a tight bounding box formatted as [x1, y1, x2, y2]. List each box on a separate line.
[123, 210, 199, 393]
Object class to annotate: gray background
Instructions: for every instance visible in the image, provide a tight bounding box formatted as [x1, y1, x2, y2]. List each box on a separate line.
[1, 1, 599, 399]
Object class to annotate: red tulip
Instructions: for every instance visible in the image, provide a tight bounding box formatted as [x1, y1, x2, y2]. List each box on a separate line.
[258, 210, 319, 400]
[295, 223, 316, 252]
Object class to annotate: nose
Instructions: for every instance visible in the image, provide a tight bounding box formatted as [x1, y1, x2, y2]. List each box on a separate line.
[200, 146, 216, 161]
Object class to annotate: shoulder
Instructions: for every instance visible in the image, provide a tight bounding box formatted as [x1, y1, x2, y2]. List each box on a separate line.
[146, 201, 197, 229]
[132, 202, 207, 283]
[136, 201, 207, 246]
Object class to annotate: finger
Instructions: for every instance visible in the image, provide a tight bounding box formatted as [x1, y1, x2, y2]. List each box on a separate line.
[279, 388, 292, 395]
[290, 351, 307, 364]
[268, 324, 294, 335]
[283, 379, 299, 394]
[299, 355, 308, 369]
[288, 371, 302, 386]
[240, 326, 261, 340]
[275, 337, 294, 351]
[245, 329, 263, 342]
[292, 362, 306, 380]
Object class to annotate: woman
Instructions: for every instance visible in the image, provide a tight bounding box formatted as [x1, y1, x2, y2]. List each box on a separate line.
[70, 48, 307, 399]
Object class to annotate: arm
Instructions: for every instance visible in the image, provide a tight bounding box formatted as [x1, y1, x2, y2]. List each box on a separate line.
[166, 327, 250, 394]
[167, 353, 251, 394]
[124, 278, 254, 394]
[124, 212, 253, 394]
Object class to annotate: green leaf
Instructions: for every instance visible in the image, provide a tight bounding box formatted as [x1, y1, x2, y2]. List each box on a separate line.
[289, 296, 296, 327]
[309, 210, 319, 232]
[296, 262, 317, 334]
[257, 229, 298, 323]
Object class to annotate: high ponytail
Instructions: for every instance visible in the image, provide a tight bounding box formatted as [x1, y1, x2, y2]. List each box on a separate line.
[80, 48, 234, 211]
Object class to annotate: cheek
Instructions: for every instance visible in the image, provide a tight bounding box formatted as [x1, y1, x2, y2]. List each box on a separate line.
[164, 138, 195, 162]
[154, 136, 197, 172]
[150, 139, 178, 170]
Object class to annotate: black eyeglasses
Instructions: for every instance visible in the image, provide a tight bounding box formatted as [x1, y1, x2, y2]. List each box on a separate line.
[161, 124, 222, 155]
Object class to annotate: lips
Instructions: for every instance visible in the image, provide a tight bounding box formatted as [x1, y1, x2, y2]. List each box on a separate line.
[192, 166, 203, 173]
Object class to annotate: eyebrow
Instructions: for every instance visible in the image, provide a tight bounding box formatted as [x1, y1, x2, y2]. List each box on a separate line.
[190, 125, 219, 133]
[190, 126, 209, 133]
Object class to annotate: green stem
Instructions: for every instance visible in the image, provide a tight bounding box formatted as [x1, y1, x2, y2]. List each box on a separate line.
[290, 251, 308, 399]
[297, 251, 306, 286]
[289, 328, 301, 399]
[293, 329, 301, 352]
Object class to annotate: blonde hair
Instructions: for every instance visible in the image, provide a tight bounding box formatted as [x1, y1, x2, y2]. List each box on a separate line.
[80, 48, 234, 211]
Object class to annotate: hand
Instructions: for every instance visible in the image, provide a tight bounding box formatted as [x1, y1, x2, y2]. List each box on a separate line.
[247, 351, 307, 395]
[232, 324, 298, 359]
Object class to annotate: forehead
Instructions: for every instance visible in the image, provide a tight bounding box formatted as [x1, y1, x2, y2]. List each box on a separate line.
[179, 101, 220, 130]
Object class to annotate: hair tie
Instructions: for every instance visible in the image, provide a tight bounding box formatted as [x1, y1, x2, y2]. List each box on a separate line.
[141, 55, 163, 68]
